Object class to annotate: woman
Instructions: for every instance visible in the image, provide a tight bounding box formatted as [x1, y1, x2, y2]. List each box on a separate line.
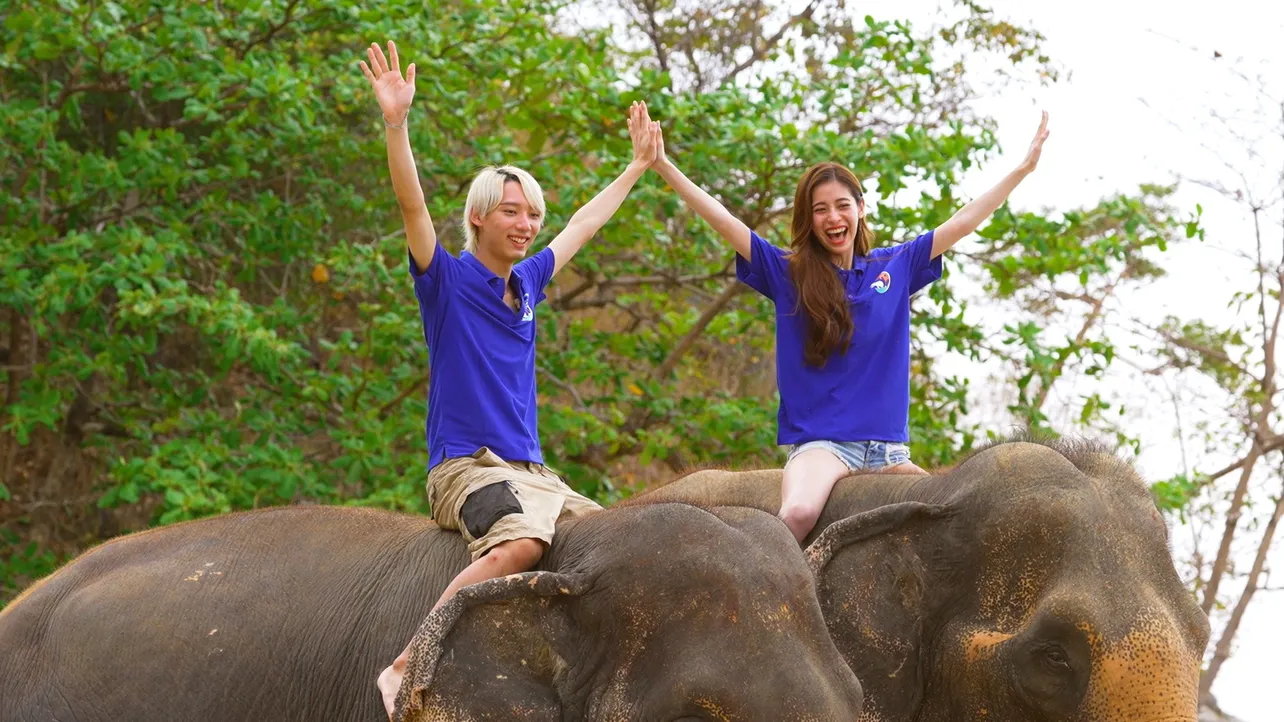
[649, 107, 1050, 542]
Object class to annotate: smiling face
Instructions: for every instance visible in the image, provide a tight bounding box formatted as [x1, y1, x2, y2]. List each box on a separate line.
[810, 180, 865, 265]
[471, 180, 543, 264]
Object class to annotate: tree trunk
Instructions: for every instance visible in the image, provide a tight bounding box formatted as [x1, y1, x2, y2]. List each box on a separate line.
[1029, 276, 1118, 415]
[1199, 473, 1284, 701]
[1201, 448, 1263, 616]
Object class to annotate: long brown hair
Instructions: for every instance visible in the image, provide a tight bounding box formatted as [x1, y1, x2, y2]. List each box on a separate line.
[787, 162, 875, 367]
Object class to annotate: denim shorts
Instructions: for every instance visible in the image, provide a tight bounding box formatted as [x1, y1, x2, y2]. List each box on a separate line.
[786, 440, 911, 472]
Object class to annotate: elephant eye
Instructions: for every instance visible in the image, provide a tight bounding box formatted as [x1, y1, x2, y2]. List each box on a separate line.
[1041, 644, 1070, 670]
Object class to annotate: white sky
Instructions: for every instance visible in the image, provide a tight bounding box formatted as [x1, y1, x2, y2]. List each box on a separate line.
[855, 0, 1283, 718]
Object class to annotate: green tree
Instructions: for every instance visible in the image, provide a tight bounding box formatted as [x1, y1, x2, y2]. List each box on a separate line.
[1, 0, 634, 596]
[0, 0, 1198, 605]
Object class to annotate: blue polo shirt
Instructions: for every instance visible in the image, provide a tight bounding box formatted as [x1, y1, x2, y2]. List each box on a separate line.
[410, 247, 556, 469]
[736, 230, 941, 444]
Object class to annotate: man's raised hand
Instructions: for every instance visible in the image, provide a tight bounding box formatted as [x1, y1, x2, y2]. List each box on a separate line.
[360, 41, 416, 126]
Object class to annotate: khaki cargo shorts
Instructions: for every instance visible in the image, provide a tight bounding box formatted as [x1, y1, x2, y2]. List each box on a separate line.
[428, 447, 602, 561]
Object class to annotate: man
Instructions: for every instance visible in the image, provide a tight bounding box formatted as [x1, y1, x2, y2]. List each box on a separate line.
[358, 41, 660, 717]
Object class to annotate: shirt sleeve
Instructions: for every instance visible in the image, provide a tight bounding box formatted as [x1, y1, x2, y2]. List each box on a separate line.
[514, 247, 557, 306]
[409, 246, 460, 312]
[906, 230, 942, 295]
[870, 231, 942, 295]
[735, 231, 789, 301]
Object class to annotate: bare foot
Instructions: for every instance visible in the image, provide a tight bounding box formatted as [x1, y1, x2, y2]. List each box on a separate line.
[377, 661, 404, 720]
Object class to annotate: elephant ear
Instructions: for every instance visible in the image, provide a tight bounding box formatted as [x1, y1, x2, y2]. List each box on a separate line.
[393, 571, 588, 722]
[805, 502, 955, 722]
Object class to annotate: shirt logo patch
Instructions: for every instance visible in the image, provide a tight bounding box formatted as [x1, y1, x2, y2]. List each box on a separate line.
[870, 271, 891, 294]
[521, 293, 534, 322]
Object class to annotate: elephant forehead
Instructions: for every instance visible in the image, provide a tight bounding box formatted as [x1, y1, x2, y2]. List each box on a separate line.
[587, 572, 828, 697]
[973, 504, 1072, 626]
[591, 528, 812, 604]
[973, 501, 1181, 631]
[608, 578, 812, 638]
[959, 441, 1083, 479]
[958, 441, 1158, 517]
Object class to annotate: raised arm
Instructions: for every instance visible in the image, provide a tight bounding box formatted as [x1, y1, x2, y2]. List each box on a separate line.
[547, 102, 657, 276]
[360, 41, 437, 273]
[931, 111, 1051, 259]
[651, 122, 752, 261]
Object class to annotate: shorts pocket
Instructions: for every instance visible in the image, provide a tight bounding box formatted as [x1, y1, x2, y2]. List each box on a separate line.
[460, 481, 524, 540]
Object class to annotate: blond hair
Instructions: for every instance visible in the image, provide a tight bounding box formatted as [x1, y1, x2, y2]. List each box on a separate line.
[462, 166, 546, 252]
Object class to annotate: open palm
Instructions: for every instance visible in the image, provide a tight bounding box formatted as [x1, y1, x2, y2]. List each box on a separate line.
[1019, 111, 1050, 173]
[360, 41, 415, 123]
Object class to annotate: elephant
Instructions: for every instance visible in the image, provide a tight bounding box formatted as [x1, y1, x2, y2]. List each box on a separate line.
[639, 437, 1212, 722]
[0, 500, 863, 721]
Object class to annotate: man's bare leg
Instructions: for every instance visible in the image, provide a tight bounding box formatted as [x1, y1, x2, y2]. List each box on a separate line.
[376, 537, 545, 719]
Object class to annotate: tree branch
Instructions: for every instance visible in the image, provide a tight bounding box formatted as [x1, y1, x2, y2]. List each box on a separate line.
[236, 0, 304, 59]
[1202, 194, 1283, 616]
[538, 364, 589, 411]
[376, 373, 429, 420]
[549, 269, 733, 312]
[636, 0, 671, 75]
[1200, 471, 1284, 701]
[1029, 272, 1121, 413]
[652, 280, 745, 380]
[1196, 434, 1284, 486]
[719, 0, 823, 86]
[555, 280, 748, 471]
[1154, 327, 1251, 379]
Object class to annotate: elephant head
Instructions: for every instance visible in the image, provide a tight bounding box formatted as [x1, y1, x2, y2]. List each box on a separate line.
[394, 502, 865, 721]
[806, 439, 1210, 722]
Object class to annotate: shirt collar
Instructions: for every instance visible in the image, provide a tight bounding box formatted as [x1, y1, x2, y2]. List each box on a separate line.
[835, 256, 868, 274]
[461, 251, 522, 299]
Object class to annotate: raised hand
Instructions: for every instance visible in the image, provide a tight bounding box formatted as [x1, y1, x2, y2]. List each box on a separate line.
[1019, 111, 1050, 174]
[928, 110, 1052, 258]
[626, 101, 657, 168]
[359, 41, 416, 125]
[651, 119, 665, 168]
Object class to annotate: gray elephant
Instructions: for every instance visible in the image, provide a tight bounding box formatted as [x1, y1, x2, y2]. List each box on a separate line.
[0, 501, 863, 721]
[642, 437, 1212, 722]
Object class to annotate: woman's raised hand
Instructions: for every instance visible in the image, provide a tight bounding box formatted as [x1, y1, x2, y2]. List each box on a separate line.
[1018, 111, 1050, 174]
[626, 101, 658, 168]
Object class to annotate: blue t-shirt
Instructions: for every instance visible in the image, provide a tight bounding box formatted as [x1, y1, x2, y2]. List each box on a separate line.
[736, 231, 942, 444]
[410, 247, 556, 469]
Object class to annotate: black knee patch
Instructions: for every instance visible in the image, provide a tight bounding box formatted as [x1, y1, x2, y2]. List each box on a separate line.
[461, 481, 523, 539]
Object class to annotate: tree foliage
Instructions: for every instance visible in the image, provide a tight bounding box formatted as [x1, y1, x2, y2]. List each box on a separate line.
[1, 0, 1194, 603]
